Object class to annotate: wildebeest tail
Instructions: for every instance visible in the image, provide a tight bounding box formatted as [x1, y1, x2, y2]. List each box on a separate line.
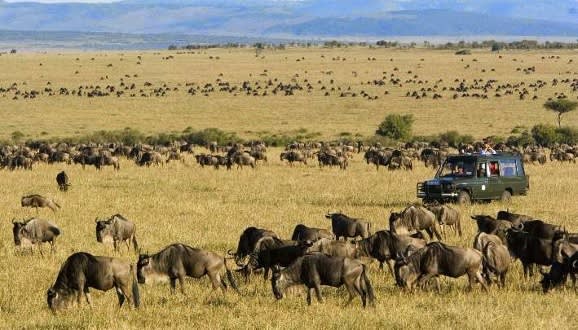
[224, 257, 240, 293]
[361, 264, 376, 305]
[132, 235, 139, 253]
[52, 200, 61, 209]
[131, 264, 140, 308]
[49, 225, 61, 236]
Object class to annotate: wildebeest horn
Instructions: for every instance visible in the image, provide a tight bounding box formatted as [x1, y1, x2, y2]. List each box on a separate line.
[227, 249, 236, 256]
[517, 222, 524, 231]
[94, 218, 99, 223]
[539, 268, 548, 276]
[572, 260, 578, 270]
[11, 218, 16, 224]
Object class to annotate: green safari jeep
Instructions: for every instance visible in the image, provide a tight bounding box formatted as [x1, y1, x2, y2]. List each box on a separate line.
[417, 153, 529, 204]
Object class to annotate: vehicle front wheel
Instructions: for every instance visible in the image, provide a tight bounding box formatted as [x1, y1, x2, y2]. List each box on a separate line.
[501, 190, 512, 203]
[457, 190, 471, 205]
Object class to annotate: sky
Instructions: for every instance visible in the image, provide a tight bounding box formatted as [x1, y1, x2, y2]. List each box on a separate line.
[3, 0, 121, 2]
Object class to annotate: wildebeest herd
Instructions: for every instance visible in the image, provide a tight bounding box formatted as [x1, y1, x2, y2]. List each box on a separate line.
[11, 197, 578, 312]
[1, 137, 576, 174]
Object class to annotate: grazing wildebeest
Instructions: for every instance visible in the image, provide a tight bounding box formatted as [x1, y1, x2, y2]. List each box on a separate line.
[506, 229, 554, 277]
[12, 218, 60, 254]
[291, 224, 334, 242]
[389, 205, 442, 241]
[325, 212, 371, 240]
[56, 171, 70, 191]
[21, 194, 60, 213]
[540, 252, 578, 293]
[394, 242, 488, 292]
[137, 243, 238, 295]
[95, 214, 138, 252]
[271, 254, 375, 307]
[230, 152, 256, 169]
[426, 204, 462, 238]
[47, 252, 139, 312]
[228, 227, 279, 267]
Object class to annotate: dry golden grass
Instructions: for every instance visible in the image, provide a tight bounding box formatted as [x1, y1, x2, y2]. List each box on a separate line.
[0, 47, 578, 329]
[0, 47, 577, 141]
[0, 155, 577, 329]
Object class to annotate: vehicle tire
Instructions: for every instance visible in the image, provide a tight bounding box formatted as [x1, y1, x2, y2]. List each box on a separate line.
[501, 190, 512, 203]
[457, 190, 471, 205]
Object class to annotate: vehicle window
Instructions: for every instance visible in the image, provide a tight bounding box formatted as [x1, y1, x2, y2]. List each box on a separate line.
[516, 160, 525, 176]
[500, 160, 517, 177]
[489, 161, 500, 176]
[438, 159, 475, 177]
[477, 162, 487, 177]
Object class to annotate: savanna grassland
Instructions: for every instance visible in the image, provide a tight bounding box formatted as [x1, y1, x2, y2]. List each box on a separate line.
[0, 47, 578, 329]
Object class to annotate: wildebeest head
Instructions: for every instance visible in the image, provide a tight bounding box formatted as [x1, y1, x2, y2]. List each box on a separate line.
[271, 266, 287, 300]
[46, 287, 74, 313]
[393, 254, 416, 289]
[95, 218, 113, 243]
[12, 219, 25, 245]
[388, 212, 403, 233]
[136, 254, 151, 284]
[539, 262, 570, 293]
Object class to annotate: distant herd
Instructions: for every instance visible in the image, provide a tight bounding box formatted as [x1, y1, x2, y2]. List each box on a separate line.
[0, 138, 576, 174]
[10, 193, 578, 312]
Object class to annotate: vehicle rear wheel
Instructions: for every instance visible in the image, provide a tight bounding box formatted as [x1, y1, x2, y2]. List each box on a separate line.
[457, 190, 471, 205]
[501, 190, 512, 203]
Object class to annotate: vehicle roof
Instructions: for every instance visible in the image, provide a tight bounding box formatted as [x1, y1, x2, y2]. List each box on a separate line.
[446, 152, 522, 160]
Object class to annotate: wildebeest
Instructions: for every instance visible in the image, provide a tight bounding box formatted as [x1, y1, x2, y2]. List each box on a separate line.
[95, 214, 138, 252]
[291, 224, 334, 242]
[12, 217, 60, 254]
[271, 254, 375, 307]
[137, 243, 238, 295]
[21, 194, 60, 213]
[506, 229, 554, 277]
[307, 238, 361, 259]
[426, 204, 462, 238]
[280, 150, 307, 166]
[481, 241, 510, 287]
[520, 220, 562, 240]
[47, 252, 139, 312]
[249, 239, 313, 279]
[325, 212, 371, 240]
[56, 171, 70, 191]
[496, 209, 533, 226]
[229, 227, 279, 266]
[389, 205, 442, 241]
[540, 252, 578, 293]
[394, 242, 488, 291]
[470, 215, 516, 243]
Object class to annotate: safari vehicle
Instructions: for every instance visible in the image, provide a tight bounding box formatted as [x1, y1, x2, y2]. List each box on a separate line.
[417, 153, 529, 204]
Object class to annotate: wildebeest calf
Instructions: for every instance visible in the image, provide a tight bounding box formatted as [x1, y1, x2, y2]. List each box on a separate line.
[47, 252, 139, 312]
[21, 194, 60, 213]
[95, 214, 138, 253]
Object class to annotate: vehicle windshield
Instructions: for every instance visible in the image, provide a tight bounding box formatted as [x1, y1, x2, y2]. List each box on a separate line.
[436, 158, 476, 178]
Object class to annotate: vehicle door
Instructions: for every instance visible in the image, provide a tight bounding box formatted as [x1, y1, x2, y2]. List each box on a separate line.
[486, 160, 503, 199]
[499, 158, 519, 194]
[471, 161, 490, 199]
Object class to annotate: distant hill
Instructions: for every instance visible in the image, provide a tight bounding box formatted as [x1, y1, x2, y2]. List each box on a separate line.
[0, 0, 577, 40]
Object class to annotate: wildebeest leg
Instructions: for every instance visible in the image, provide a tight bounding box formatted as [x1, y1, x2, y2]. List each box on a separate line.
[385, 260, 395, 278]
[209, 272, 226, 294]
[417, 273, 435, 291]
[313, 283, 323, 303]
[115, 286, 126, 307]
[500, 272, 507, 288]
[178, 276, 186, 295]
[306, 288, 312, 305]
[84, 287, 93, 306]
[353, 276, 366, 307]
[169, 277, 178, 294]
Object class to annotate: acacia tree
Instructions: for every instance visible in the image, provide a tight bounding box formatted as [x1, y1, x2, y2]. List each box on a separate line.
[543, 99, 577, 127]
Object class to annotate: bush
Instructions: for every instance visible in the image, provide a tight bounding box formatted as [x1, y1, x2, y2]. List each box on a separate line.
[438, 130, 474, 147]
[376, 114, 414, 140]
[531, 124, 558, 146]
[182, 128, 240, 146]
[555, 126, 578, 145]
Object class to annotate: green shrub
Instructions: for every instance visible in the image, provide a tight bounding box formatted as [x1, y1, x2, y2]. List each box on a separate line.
[531, 124, 558, 146]
[375, 114, 414, 140]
